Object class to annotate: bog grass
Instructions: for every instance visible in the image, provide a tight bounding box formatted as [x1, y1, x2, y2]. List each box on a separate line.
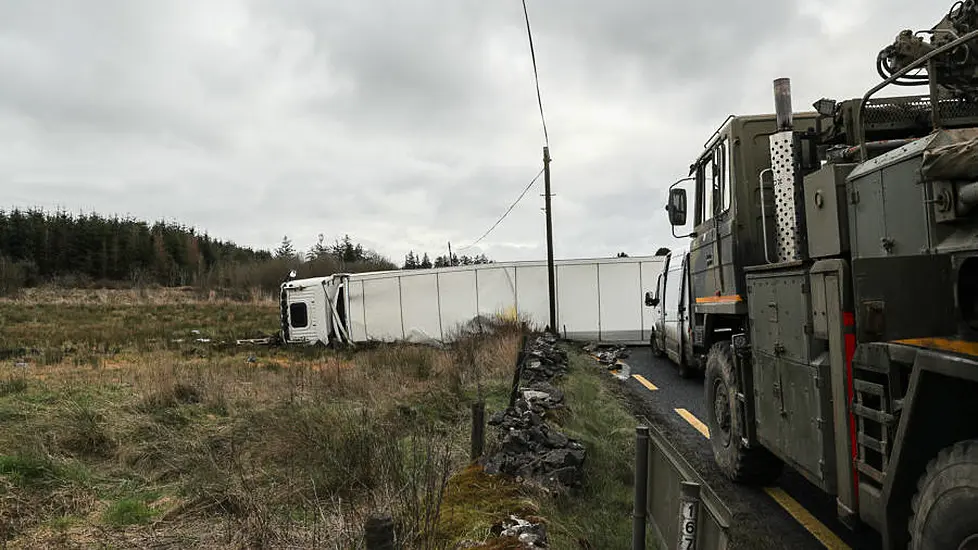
[0, 288, 524, 548]
[0, 288, 644, 548]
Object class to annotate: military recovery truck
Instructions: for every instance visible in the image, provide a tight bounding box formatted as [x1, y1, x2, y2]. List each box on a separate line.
[664, 3, 978, 548]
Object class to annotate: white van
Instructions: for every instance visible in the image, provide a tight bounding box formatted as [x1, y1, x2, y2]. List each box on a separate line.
[644, 249, 694, 377]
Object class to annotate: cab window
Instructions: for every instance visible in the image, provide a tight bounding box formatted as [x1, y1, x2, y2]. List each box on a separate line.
[695, 139, 730, 226]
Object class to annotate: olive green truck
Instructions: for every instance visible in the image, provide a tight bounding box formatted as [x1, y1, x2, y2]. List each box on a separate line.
[662, 2, 978, 548]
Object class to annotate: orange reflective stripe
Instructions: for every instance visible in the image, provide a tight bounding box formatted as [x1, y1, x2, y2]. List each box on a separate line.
[695, 295, 744, 304]
[893, 337, 978, 358]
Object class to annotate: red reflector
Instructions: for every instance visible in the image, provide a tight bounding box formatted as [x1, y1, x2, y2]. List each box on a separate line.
[843, 312, 859, 505]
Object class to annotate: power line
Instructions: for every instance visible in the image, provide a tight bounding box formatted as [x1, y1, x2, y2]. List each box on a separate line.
[521, 0, 549, 147]
[457, 168, 545, 251]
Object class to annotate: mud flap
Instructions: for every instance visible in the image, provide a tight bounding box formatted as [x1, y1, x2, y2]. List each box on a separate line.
[647, 422, 732, 549]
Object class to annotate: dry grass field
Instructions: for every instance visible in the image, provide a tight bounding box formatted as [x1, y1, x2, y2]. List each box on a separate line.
[0, 287, 637, 549]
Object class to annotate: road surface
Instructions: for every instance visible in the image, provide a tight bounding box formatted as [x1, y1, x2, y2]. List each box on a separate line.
[601, 345, 883, 550]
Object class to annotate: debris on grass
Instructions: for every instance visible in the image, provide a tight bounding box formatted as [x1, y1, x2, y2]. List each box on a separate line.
[581, 342, 629, 366]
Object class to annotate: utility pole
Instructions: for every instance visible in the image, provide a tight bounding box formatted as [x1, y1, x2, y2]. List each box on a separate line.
[448, 241, 453, 266]
[544, 146, 557, 335]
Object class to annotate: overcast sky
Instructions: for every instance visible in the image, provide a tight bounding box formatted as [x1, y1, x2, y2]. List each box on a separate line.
[0, 0, 944, 264]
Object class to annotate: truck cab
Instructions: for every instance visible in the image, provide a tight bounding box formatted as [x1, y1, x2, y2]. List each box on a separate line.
[666, 113, 818, 372]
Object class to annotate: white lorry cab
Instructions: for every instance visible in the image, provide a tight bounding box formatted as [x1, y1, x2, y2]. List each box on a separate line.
[644, 248, 694, 377]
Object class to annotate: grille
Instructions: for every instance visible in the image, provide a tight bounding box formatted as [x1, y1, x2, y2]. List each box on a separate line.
[863, 95, 978, 129]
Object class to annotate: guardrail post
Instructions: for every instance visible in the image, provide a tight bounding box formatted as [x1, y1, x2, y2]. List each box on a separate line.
[471, 401, 485, 461]
[677, 481, 701, 550]
[632, 425, 650, 550]
[364, 513, 395, 550]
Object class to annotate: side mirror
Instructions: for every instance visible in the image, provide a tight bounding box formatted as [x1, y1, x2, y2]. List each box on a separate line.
[644, 291, 660, 307]
[666, 188, 688, 227]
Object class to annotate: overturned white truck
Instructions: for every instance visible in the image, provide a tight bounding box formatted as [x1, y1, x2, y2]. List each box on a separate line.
[280, 255, 666, 346]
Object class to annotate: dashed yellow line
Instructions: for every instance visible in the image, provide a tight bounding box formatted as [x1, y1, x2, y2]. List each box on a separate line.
[665, 385, 848, 549]
[631, 374, 658, 391]
[764, 487, 851, 550]
[675, 408, 710, 438]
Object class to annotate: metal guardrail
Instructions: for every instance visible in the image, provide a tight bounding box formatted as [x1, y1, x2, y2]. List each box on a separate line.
[638, 419, 732, 550]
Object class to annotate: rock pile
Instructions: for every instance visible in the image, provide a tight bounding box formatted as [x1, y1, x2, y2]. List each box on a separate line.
[582, 342, 629, 366]
[497, 515, 548, 548]
[483, 333, 585, 493]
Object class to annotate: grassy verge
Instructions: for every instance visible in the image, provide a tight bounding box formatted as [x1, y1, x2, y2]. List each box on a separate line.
[432, 347, 642, 549]
[538, 350, 638, 548]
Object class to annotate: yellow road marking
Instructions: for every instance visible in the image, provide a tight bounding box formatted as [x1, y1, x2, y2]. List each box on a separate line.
[631, 374, 658, 391]
[668, 391, 848, 548]
[675, 408, 710, 438]
[764, 487, 851, 550]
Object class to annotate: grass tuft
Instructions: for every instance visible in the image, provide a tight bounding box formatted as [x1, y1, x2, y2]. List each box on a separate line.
[103, 497, 157, 526]
[0, 376, 28, 396]
[0, 455, 63, 488]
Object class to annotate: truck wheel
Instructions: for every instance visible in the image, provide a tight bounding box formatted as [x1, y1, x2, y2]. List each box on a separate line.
[910, 440, 978, 550]
[650, 332, 664, 358]
[704, 341, 783, 484]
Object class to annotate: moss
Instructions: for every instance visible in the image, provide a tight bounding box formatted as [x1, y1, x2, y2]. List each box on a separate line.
[436, 464, 538, 545]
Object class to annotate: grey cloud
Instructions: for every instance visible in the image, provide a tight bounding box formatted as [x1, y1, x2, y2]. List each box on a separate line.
[0, 0, 953, 268]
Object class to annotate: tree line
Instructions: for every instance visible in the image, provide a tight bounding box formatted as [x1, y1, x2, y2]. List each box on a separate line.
[402, 251, 491, 270]
[0, 209, 397, 295]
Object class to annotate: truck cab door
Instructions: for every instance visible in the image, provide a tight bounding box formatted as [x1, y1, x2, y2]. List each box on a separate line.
[690, 139, 734, 305]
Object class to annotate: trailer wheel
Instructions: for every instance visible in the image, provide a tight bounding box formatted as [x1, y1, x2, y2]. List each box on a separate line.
[704, 342, 782, 484]
[910, 439, 978, 550]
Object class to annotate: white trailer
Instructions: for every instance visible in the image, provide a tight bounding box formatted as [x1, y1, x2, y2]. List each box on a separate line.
[280, 255, 666, 346]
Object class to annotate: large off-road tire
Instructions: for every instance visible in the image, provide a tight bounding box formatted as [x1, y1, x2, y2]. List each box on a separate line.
[704, 341, 783, 484]
[910, 439, 978, 550]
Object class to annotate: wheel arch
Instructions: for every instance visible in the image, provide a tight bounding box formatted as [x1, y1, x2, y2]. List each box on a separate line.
[882, 348, 978, 549]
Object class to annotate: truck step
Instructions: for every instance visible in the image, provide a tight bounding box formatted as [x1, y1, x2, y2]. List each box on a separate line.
[852, 403, 895, 425]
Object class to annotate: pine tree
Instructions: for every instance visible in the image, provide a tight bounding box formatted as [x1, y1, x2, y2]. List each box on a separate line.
[404, 250, 418, 269]
[308, 233, 330, 261]
[275, 235, 296, 258]
[421, 253, 432, 269]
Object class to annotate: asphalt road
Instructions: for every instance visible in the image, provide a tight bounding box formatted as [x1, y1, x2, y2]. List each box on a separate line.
[603, 345, 883, 550]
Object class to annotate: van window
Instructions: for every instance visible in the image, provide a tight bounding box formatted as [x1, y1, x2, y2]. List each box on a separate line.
[290, 302, 309, 328]
[664, 264, 683, 315]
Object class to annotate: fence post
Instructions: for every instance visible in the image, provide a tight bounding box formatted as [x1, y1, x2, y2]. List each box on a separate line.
[677, 481, 701, 550]
[364, 513, 395, 550]
[632, 425, 650, 550]
[509, 335, 528, 408]
[471, 401, 485, 461]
